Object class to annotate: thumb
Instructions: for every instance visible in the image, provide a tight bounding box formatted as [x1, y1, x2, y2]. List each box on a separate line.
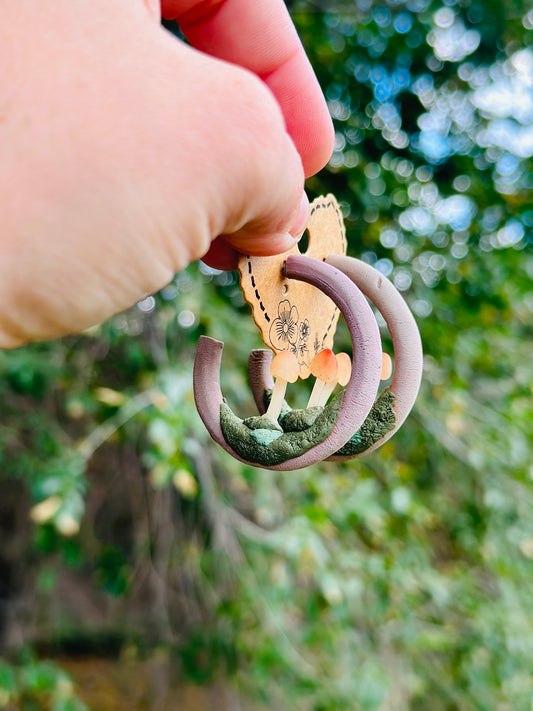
[202, 191, 309, 271]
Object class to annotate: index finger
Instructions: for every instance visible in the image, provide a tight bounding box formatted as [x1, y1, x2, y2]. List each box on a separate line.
[161, 0, 334, 177]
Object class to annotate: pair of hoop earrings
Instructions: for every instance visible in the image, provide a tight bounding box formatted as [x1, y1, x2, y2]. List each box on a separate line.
[193, 196, 423, 471]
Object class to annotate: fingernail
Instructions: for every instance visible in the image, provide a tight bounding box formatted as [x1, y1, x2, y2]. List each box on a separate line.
[289, 192, 310, 238]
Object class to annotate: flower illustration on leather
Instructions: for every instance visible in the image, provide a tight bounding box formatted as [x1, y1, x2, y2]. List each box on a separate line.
[269, 300, 299, 350]
[297, 320, 310, 359]
[299, 319, 310, 343]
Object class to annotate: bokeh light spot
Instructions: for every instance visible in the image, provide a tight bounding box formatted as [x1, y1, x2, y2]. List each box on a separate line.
[177, 310, 195, 328]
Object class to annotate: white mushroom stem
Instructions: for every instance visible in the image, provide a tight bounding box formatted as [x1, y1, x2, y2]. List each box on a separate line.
[264, 378, 288, 423]
[264, 350, 299, 422]
[307, 378, 326, 409]
[316, 379, 337, 407]
[306, 349, 338, 409]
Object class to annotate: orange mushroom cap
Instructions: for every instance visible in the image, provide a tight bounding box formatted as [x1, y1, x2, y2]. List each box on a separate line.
[335, 352, 352, 387]
[309, 349, 338, 383]
[270, 350, 299, 383]
[381, 352, 393, 380]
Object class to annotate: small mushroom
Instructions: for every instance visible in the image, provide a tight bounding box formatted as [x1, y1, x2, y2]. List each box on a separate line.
[299, 361, 312, 380]
[315, 352, 352, 407]
[381, 352, 393, 380]
[307, 349, 338, 409]
[264, 350, 300, 423]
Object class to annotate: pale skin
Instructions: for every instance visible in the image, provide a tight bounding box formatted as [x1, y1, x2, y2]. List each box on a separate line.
[0, 0, 334, 348]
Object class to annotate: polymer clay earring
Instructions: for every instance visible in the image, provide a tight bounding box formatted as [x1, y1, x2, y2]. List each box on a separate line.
[193, 195, 423, 470]
[325, 255, 423, 459]
[246, 256, 423, 460]
[194, 255, 382, 470]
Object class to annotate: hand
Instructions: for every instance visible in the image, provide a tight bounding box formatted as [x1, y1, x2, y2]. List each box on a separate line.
[0, 0, 333, 347]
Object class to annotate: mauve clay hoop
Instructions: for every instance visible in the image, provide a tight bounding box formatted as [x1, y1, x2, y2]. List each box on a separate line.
[326, 255, 423, 458]
[193, 255, 382, 470]
[246, 256, 423, 459]
[248, 348, 274, 411]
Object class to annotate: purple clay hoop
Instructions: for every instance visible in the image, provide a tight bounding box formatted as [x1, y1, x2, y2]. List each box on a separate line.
[193, 254, 382, 471]
[248, 348, 274, 413]
[326, 255, 423, 458]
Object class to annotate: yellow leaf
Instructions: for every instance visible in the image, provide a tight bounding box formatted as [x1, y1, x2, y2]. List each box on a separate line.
[30, 496, 62, 524]
[172, 470, 198, 499]
[55, 512, 80, 537]
[93, 387, 126, 407]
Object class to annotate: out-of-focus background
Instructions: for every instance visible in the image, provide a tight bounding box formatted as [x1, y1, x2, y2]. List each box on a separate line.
[1, 1, 532, 709]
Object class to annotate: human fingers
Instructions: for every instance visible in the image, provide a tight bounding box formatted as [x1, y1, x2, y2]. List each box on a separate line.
[0, 2, 307, 346]
[202, 190, 309, 271]
[161, 0, 334, 177]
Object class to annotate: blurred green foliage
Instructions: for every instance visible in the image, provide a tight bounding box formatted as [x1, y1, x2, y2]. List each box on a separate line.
[0, 655, 87, 711]
[1, 0, 533, 709]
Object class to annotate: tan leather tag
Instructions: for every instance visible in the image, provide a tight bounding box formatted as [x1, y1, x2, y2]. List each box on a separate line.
[238, 194, 347, 378]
